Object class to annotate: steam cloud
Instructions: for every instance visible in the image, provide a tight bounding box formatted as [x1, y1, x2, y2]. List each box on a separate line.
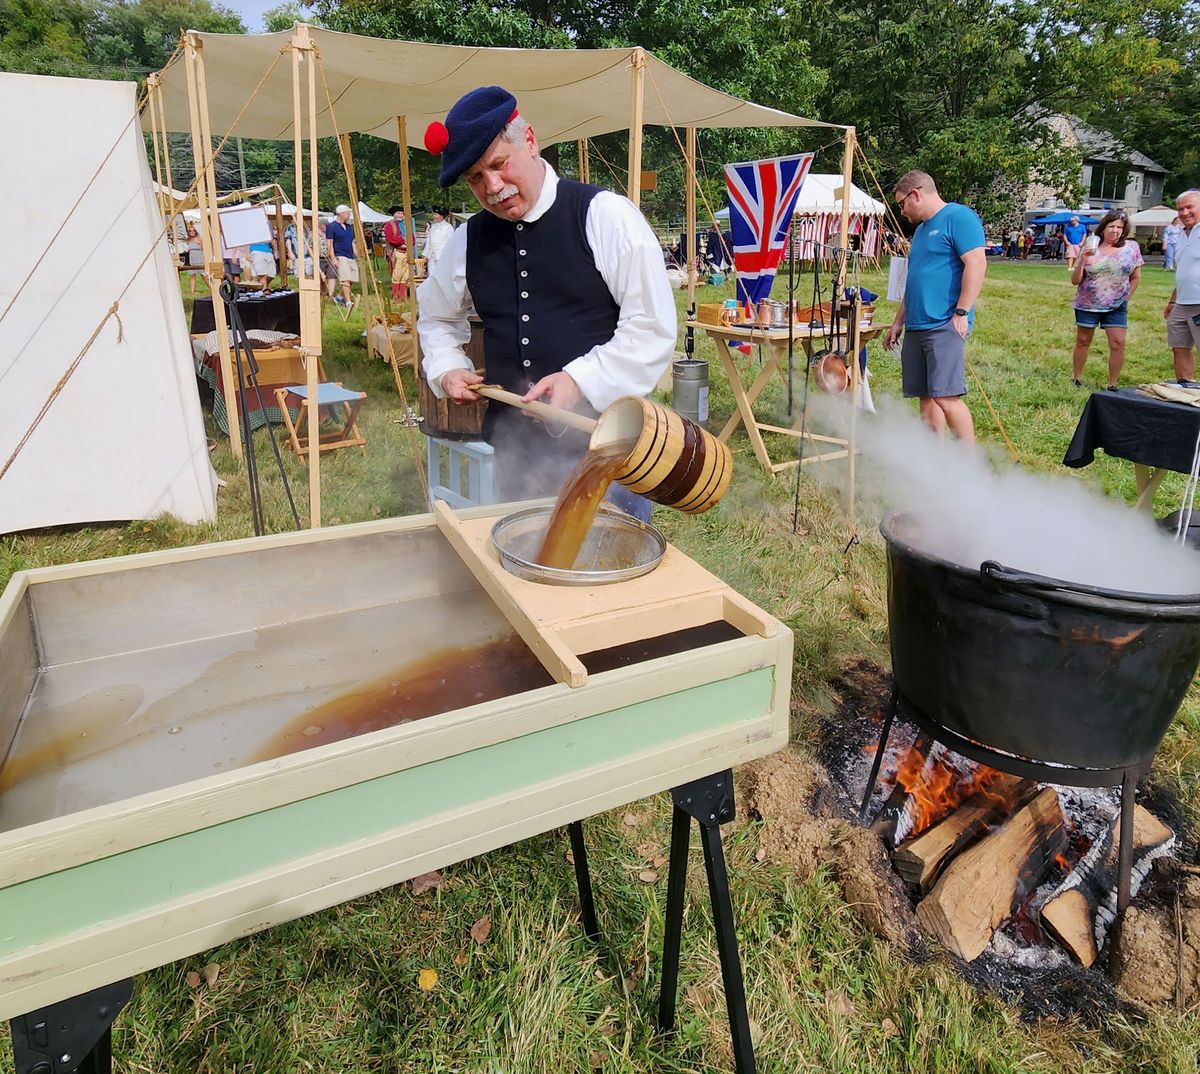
[824, 400, 1200, 595]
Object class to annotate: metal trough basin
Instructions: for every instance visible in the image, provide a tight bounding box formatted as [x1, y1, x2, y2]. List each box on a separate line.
[0, 506, 792, 1020]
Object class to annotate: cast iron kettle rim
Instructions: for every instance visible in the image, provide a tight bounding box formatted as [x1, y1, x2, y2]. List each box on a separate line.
[880, 512, 1200, 620]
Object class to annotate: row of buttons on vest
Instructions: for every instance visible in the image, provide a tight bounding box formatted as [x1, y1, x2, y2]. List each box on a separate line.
[518, 223, 530, 360]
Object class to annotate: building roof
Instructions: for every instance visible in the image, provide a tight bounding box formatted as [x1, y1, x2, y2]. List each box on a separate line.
[1066, 115, 1165, 174]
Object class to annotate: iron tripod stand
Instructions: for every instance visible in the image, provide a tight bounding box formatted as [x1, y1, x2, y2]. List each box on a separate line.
[568, 768, 756, 1074]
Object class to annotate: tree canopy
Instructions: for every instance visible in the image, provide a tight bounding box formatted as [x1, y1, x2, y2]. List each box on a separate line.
[3, 0, 1198, 220]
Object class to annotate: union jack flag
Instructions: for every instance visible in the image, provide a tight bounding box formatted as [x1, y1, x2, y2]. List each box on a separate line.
[725, 152, 815, 313]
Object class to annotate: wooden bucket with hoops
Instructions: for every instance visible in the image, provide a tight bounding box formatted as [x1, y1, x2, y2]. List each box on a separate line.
[591, 397, 733, 515]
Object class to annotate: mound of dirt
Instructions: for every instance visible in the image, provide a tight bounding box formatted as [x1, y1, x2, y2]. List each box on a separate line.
[738, 750, 915, 946]
[1111, 875, 1200, 1007]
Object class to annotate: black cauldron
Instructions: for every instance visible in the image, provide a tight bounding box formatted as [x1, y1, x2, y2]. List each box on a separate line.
[881, 512, 1200, 774]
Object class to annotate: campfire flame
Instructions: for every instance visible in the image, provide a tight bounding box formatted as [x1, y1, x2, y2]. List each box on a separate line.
[890, 742, 1007, 838]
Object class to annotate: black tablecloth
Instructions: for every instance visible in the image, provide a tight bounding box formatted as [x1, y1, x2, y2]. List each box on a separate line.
[1063, 388, 1200, 473]
[190, 291, 301, 336]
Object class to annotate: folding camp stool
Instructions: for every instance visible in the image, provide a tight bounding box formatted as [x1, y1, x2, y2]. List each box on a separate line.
[274, 383, 367, 459]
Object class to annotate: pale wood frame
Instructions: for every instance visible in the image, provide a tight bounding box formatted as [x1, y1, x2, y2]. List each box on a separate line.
[0, 507, 790, 893]
[688, 319, 882, 475]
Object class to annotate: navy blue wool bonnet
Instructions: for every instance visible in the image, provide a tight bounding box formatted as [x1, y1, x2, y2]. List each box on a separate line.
[424, 86, 520, 188]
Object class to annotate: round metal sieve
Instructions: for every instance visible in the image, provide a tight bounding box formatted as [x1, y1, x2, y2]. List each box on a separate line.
[490, 505, 666, 586]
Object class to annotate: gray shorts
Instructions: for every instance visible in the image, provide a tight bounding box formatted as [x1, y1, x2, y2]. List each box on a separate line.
[901, 322, 968, 399]
[1167, 303, 1200, 350]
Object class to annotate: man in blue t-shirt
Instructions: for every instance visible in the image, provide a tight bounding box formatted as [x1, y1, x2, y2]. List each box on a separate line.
[1063, 216, 1088, 269]
[883, 170, 986, 442]
[324, 205, 358, 308]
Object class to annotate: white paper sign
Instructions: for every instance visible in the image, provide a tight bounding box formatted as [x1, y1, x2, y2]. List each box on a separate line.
[218, 205, 273, 248]
[887, 256, 908, 302]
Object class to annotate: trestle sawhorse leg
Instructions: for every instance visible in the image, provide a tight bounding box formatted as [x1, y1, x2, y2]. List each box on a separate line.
[569, 769, 756, 1074]
[9, 979, 132, 1074]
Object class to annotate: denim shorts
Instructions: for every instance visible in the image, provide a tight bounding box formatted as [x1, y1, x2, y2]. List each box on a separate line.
[1074, 303, 1127, 329]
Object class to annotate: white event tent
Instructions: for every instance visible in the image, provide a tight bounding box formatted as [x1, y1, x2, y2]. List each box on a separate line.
[1, 73, 218, 534]
[716, 174, 886, 258]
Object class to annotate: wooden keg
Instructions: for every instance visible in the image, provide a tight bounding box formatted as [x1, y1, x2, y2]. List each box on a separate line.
[591, 397, 733, 515]
[418, 317, 488, 441]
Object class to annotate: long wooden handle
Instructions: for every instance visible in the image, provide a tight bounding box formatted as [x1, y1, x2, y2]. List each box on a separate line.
[473, 384, 598, 434]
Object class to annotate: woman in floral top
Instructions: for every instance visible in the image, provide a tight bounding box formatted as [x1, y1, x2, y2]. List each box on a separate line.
[1070, 209, 1143, 389]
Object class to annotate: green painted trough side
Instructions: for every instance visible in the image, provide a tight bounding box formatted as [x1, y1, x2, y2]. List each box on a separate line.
[0, 667, 773, 957]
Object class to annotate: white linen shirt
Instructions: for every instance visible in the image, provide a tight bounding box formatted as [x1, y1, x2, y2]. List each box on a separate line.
[422, 218, 455, 266]
[1176, 223, 1200, 305]
[417, 162, 676, 411]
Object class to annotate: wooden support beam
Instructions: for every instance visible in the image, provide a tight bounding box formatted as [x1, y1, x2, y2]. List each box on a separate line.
[627, 48, 646, 208]
[835, 126, 856, 298]
[184, 31, 242, 460]
[339, 132, 372, 330]
[290, 24, 322, 525]
[577, 138, 590, 184]
[273, 190, 286, 285]
[685, 126, 697, 309]
[396, 116, 420, 341]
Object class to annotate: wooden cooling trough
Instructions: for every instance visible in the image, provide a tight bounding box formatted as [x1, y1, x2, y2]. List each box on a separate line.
[0, 504, 792, 1021]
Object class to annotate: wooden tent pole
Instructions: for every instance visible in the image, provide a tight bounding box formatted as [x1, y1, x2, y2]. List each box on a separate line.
[396, 116, 420, 326]
[339, 132, 372, 330]
[290, 25, 322, 526]
[145, 74, 169, 227]
[835, 125, 856, 299]
[685, 126, 697, 310]
[396, 117, 421, 368]
[578, 138, 590, 184]
[627, 48, 646, 208]
[184, 31, 242, 460]
[273, 190, 286, 283]
[157, 78, 181, 242]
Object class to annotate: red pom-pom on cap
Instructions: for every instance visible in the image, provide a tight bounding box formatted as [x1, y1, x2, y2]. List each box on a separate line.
[424, 121, 450, 156]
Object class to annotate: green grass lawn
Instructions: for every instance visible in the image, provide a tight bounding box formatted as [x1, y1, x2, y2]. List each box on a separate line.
[2, 260, 1198, 1073]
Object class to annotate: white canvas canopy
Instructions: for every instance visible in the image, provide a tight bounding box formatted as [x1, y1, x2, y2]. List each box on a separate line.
[715, 174, 885, 219]
[357, 201, 391, 224]
[1131, 206, 1178, 228]
[147, 26, 836, 144]
[1, 73, 217, 533]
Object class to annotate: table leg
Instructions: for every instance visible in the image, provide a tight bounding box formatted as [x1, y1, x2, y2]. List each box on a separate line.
[1133, 465, 1166, 513]
[713, 341, 776, 474]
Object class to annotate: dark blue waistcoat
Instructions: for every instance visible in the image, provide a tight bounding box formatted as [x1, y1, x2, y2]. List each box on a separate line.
[465, 179, 620, 406]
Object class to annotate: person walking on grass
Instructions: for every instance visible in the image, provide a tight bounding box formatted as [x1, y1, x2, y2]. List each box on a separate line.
[1164, 214, 1184, 272]
[1165, 190, 1200, 382]
[882, 170, 986, 442]
[1063, 216, 1088, 269]
[325, 204, 358, 309]
[1070, 209, 1143, 390]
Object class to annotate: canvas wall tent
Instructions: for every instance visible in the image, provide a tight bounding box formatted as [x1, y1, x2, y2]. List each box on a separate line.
[0, 73, 218, 534]
[716, 174, 886, 257]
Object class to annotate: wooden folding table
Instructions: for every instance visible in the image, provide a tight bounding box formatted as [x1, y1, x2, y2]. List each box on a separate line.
[687, 319, 883, 475]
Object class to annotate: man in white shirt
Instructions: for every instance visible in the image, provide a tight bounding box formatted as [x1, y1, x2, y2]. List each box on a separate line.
[417, 85, 676, 511]
[1165, 190, 1200, 381]
[422, 207, 455, 270]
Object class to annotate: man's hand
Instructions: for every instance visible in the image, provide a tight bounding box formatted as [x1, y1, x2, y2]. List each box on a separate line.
[1165, 300, 1176, 320]
[883, 321, 903, 350]
[951, 312, 969, 339]
[522, 371, 582, 412]
[441, 368, 484, 403]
